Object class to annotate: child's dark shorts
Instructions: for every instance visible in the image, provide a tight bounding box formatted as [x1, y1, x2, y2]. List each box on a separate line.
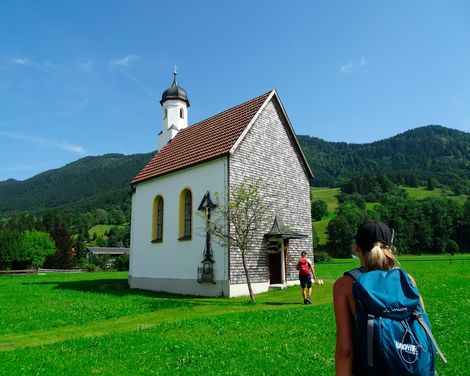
[299, 274, 312, 289]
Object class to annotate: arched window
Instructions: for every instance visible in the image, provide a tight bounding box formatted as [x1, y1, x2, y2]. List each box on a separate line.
[152, 196, 164, 242]
[180, 108, 184, 119]
[179, 189, 192, 240]
[184, 190, 191, 236]
[163, 108, 168, 119]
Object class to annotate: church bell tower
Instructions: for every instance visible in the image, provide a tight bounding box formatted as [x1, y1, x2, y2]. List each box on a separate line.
[158, 68, 190, 151]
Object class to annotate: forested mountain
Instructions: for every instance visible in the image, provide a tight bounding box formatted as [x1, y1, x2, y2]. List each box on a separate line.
[0, 152, 153, 217]
[0, 125, 468, 217]
[299, 125, 470, 191]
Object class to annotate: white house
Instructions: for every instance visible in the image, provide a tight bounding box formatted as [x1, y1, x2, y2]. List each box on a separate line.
[129, 72, 314, 297]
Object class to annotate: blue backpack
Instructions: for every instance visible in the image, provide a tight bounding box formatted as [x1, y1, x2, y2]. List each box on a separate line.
[345, 268, 447, 376]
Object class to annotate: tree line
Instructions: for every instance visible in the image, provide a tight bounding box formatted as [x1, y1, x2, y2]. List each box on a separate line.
[0, 211, 130, 271]
[312, 176, 470, 257]
[2, 126, 469, 225]
[299, 125, 470, 194]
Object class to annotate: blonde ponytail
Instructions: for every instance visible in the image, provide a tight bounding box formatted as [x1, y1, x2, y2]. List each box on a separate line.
[362, 242, 398, 271]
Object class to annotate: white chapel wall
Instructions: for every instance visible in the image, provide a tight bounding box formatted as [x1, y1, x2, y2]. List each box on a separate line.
[130, 157, 228, 291]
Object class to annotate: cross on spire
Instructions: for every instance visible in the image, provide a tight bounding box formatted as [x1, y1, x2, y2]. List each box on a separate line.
[172, 65, 178, 85]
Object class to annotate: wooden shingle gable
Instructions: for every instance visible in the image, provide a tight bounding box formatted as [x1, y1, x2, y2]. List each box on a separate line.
[229, 90, 314, 180]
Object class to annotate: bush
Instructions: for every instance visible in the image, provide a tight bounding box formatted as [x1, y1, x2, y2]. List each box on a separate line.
[314, 250, 331, 263]
[446, 239, 459, 255]
[76, 258, 98, 271]
[94, 255, 112, 270]
[311, 200, 328, 221]
[115, 254, 129, 270]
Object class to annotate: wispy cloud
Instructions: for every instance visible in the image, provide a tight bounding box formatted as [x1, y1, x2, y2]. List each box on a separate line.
[109, 54, 155, 99]
[54, 98, 90, 117]
[9, 56, 58, 71]
[119, 69, 156, 99]
[78, 61, 94, 71]
[12, 57, 31, 65]
[0, 131, 86, 155]
[110, 54, 141, 68]
[341, 56, 369, 74]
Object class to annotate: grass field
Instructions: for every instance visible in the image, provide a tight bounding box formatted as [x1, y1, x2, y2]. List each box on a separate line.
[0, 256, 468, 375]
[89, 224, 116, 239]
[311, 187, 340, 245]
[311, 187, 340, 213]
[88, 224, 127, 241]
[310, 186, 468, 246]
[403, 186, 468, 204]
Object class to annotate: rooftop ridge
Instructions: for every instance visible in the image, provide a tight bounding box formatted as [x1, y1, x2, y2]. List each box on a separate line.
[186, 90, 273, 130]
[131, 90, 272, 184]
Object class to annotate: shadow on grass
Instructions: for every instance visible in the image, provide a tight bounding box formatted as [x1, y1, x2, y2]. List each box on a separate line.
[263, 301, 301, 306]
[24, 278, 243, 309]
[27, 279, 202, 299]
[25, 278, 304, 309]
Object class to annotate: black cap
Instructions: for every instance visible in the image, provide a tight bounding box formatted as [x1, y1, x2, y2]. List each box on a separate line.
[355, 221, 394, 251]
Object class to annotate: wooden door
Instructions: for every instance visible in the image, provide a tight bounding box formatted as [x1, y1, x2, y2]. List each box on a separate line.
[268, 252, 282, 284]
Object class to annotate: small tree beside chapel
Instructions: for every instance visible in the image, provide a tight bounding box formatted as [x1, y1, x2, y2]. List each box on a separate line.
[208, 179, 273, 304]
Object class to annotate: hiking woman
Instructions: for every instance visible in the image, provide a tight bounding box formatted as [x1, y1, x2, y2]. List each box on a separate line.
[333, 221, 428, 376]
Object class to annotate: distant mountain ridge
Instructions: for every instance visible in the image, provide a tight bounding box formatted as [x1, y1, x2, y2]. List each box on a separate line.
[0, 125, 468, 215]
[299, 125, 470, 188]
[0, 152, 153, 215]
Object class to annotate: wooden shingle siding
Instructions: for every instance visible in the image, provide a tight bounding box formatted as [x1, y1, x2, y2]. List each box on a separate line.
[229, 98, 313, 284]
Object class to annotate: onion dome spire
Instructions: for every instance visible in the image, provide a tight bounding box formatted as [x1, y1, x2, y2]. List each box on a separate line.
[160, 66, 190, 107]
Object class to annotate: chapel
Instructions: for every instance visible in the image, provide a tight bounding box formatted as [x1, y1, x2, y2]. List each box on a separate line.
[129, 72, 313, 297]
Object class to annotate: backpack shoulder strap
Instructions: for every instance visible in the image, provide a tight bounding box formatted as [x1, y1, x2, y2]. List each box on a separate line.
[344, 267, 363, 281]
[414, 311, 447, 364]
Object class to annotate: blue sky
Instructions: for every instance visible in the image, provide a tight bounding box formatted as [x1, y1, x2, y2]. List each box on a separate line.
[1, 1, 469, 181]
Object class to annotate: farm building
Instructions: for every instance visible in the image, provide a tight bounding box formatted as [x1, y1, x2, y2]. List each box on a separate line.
[86, 247, 130, 258]
[129, 72, 313, 297]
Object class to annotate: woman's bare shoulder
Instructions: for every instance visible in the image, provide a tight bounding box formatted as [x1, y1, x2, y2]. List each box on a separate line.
[334, 275, 353, 294]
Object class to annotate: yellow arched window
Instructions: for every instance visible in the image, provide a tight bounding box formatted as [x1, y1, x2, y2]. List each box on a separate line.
[179, 189, 192, 240]
[152, 196, 164, 242]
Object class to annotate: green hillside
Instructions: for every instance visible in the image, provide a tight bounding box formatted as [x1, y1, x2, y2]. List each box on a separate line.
[403, 186, 468, 204]
[311, 185, 468, 246]
[311, 187, 340, 212]
[0, 152, 153, 216]
[0, 125, 468, 219]
[299, 125, 470, 191]
[311, 187, 339, 245]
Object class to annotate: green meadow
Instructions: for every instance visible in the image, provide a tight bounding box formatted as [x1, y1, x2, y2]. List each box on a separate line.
[310, 186, 468, 246]
[311, 187, 340, 245]
[89, 224, 124, 239]
[0, 256, 468, 375]
[403, 186, 468, 204]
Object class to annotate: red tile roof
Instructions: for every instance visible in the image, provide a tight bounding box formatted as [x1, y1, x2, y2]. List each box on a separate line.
[132, 91, 272, 184]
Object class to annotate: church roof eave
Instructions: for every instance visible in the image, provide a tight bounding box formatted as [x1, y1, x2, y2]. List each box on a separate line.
[131, 154, 230, 186]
